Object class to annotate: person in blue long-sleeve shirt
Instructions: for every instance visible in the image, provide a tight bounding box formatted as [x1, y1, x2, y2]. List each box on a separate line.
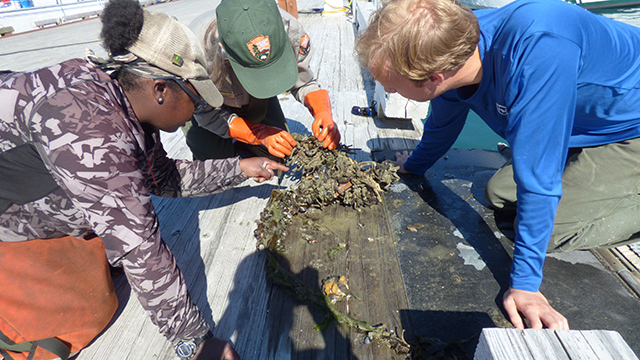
[356, 0, 640, 330]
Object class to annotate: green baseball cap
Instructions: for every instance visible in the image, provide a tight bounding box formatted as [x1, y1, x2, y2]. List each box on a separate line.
[216, 0, 298, 99]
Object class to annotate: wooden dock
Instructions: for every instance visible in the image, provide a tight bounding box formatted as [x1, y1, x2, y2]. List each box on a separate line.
[1, 0, 640, 359]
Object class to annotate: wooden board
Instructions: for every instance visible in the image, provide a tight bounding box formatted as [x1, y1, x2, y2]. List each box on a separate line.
[264, 201, 410, 359]
[475, 328, 639, 360]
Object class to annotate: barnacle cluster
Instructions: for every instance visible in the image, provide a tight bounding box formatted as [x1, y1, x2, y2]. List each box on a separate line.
[254, 133, 400, 252]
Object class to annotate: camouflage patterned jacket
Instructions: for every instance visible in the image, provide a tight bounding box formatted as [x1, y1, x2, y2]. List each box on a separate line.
[0, 59, 247, 344]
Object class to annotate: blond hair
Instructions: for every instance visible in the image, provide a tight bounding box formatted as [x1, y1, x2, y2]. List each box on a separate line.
[356, 0, 479, 81]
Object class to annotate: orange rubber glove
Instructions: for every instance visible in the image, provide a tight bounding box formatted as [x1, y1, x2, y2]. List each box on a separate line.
[228, 116, 297, 158]
[304, 89, 341, 150]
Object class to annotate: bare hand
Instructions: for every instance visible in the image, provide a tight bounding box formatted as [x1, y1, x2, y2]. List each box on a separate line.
[503, 287, 569, 330]
[393, 151, 412, 174]
[194, 336, 240, 360]
[239, 157, 289, 183]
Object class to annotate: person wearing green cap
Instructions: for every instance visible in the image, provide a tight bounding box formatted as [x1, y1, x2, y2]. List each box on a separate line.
[186, 0, 341, 161]
[0, 0, 293, 358]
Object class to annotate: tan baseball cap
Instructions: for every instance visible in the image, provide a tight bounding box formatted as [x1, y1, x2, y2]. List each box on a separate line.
[128, 10, 223, 108]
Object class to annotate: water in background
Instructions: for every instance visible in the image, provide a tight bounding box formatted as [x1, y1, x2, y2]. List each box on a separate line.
[451, 6, 640, 150]
[452, 111, 505, 149]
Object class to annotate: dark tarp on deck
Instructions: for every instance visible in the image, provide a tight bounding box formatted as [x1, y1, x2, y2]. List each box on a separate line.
[376, 148, 640, 357]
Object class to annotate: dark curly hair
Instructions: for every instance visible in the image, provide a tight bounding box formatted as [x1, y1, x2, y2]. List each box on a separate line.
[98, 0, 146, 90]
[100, 0, 144, 56]
[98, 0, 180, 93]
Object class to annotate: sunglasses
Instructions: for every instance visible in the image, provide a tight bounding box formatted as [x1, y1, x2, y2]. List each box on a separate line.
[155, 76, 209, 114]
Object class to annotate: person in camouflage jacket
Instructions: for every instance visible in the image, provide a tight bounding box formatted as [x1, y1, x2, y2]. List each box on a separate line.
[0, 0, 286, 358]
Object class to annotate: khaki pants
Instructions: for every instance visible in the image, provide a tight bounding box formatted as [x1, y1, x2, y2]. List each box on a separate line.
[185, 96, 288, 161]
[485, 137, 640, 252]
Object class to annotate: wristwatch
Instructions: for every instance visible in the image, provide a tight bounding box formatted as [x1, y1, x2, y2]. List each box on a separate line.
[175, 331, 213, 359]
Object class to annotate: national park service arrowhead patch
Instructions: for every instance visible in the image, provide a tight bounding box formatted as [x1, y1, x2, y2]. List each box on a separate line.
[299, 33, 310, 55]
[246, 35, 271, 62]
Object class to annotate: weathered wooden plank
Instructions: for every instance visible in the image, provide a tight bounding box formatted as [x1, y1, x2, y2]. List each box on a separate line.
[474, 328, 535, 360]
[348, 203, 409, 359]
[297, 11, 377, 163]
[197, 189, 272, 317]
[340, 206, 378, 360]
[554, 330, 600, 360]
[522, 329, 570, 360]
[280, 204, 348, 358]
[475, 328, 639, 360]
[266, 202, 409, 359]
[580, 330, 639, 360]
